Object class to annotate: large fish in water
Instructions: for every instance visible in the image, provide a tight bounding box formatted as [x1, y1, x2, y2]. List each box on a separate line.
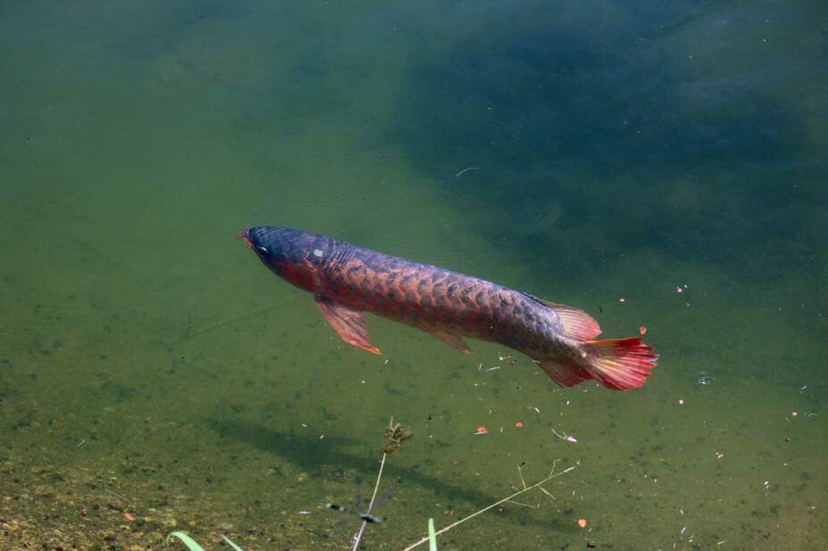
[241, 226, 657, 390]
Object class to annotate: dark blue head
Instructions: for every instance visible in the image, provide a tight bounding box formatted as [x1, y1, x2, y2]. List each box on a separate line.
[242, 226, 287, 264]
[241, 226, 337, 293]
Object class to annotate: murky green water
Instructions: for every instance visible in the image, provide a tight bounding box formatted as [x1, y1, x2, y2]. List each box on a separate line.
[2, 1, 826, 550]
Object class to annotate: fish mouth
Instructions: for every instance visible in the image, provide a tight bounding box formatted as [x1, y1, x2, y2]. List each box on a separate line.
[236, 229, 254, 249]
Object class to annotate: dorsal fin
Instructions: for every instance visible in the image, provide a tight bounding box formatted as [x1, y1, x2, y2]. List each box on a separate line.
[524, 294, 602, 341]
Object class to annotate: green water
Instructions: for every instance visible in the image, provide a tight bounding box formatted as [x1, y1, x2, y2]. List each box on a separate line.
[1, 1, 826, 550]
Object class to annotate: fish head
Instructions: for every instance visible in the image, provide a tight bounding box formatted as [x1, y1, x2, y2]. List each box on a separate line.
[240, 226, 275, 260]
[241, 226, 328, 293]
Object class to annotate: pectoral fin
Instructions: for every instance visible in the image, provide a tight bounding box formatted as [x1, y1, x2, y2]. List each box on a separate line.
[430, 330, 472, 354]
[315, 296, 381, 355]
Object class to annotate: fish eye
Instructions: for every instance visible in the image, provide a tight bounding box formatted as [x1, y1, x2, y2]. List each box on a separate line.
[257, 246, 268, 255]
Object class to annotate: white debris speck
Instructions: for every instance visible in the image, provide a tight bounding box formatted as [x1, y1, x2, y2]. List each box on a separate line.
[313, 249, 324, 257]
[552, 428, 577, 443]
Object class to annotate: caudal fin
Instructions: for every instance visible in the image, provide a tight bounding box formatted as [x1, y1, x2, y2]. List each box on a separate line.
[581, 337, 658, 390]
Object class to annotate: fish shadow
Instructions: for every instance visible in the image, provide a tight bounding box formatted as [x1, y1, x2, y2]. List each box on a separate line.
[204, 417, 571, 532]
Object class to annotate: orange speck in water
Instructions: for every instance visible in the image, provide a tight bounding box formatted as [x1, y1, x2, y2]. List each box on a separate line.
[475, 426, 488, 435]
[577, 518, 587, 528]
[639, 326, 647, 335]
[515, 421, 524, 428]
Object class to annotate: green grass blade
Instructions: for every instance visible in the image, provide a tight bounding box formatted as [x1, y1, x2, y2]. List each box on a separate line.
[166, 531, 207, 551]
[428, 518, 438, 551]
[221, 535, 245, 551]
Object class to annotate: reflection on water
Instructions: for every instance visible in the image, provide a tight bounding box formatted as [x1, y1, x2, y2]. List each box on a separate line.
[0, 1, 825, 549]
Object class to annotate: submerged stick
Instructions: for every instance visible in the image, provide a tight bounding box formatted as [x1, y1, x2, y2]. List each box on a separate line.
[400, 464, 577, 551]
[352, 452, 387, 551]
[351, 417, 412, 549]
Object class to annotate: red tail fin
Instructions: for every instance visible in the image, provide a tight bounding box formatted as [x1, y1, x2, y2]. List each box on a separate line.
[581, 337, 658, 390]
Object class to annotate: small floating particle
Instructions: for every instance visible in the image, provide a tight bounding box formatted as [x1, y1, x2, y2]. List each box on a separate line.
[676, 286, 684, 293]
[455, 166, 479, 178]
[639, 326, 647, 336]
[791, 411, 798, 417]
[618, 297, 626, 303]
[678, 399, 685, 405]
[475, 426, 488, 435]
[577, 518, 587, 528]
[515, 421, 524, 428]
[716, 452, 724, 459]
[123, 512, 137, 522]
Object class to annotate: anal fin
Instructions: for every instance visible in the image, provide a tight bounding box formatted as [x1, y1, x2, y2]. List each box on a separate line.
[315, 295, 381, 355]
[430, 330, 472, 354]
[536, 358, 592, 387]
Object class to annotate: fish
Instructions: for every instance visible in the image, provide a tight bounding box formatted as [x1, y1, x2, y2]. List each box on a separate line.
[241, 226, 658, 390]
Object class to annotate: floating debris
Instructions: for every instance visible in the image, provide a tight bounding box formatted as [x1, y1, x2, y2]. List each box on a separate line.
[384, 418, 414, 454]
[552, 428, 577, 443]
[697, 372, 714, 385]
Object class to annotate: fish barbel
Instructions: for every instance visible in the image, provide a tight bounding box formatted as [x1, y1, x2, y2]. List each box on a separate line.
[241, 226, 657, 390]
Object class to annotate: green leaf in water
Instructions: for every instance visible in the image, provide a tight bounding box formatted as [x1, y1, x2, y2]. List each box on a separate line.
[221, 534, 245, 551]
[166, 531, 207, 551]
[428, 518, 438, 551]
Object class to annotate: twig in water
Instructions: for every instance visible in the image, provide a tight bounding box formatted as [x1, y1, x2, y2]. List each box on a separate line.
[400, 462, 577, 551]
[552, 428, 577, 443]
[537, 485, 557, 501]
[352, 417, 413, 550]
[90, 485, 132, 504]
[506, 499, 539, 509]
[351, 453, 386, 551]
[455, 166, 479, 177]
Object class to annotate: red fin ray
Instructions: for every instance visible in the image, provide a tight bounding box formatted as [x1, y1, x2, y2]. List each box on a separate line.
[525, 294, 602, 341]
[537, 358, 592, 387]
[315, 295, 381, 355]
[537, 338, 658, 390]
[581, 337, 658, 390]
[430, 330, 472, 354]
